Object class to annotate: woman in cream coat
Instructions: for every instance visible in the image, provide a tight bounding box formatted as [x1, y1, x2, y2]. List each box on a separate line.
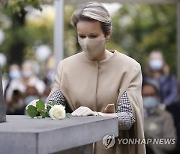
[48, 2, 145, 154]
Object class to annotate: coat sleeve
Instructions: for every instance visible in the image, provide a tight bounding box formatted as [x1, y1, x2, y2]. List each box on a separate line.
[126, 63, 144, 120]
[117, 62, 146, 153]
[125, 63, 145, 141]
[116, 91, 135, 130]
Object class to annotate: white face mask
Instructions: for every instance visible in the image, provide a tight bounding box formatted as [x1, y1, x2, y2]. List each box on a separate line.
[78, 37, 106, 58]
[9, 70, 21, 79]
[149, 59, 163, 71]
[143, 96, 159, 109]
[22, 70, 33, 78]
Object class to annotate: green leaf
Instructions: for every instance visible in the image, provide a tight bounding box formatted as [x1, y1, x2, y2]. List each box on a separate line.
[46, 105, 51, 112]
[40, 111, 46, 118]
[66, 113, 72, 118]
[27, 105, 38, 118]
[36, 100, 45, 111]
[45, 111, 50, 118]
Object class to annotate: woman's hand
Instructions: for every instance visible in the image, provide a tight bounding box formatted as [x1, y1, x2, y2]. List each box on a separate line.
[72, 106, 98, 116]
[72, 106, 118, 117]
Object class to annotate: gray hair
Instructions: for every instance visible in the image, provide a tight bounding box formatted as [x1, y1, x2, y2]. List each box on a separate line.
[71, 2, 112, 36]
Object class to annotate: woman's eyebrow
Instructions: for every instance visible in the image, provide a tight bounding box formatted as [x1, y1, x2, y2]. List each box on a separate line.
[77, 33, 99, 37]
[77, 33, 85, 35]
[90, 32, 98, 35]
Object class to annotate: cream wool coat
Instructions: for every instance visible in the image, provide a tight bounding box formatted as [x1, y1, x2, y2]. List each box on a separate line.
[49, 51, 146, 154]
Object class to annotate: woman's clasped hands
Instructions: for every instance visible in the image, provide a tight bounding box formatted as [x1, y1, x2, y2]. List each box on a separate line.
[72, 106, 99, 116]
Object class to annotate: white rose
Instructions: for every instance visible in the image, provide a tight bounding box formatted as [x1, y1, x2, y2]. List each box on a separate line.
[26, 99, 47, 110]
[49, 105, 66, 120]
[26, 99, 39, 110]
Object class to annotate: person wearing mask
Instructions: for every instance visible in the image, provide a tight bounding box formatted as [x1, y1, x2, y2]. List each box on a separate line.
[24, 86, 40, 105]
[142, 79, 176, 154]
[8, 64, 21, 80]
[47, 2, 145, 154]
[143, 51, 178, 107]
[20, 60, 45, 95]
[5, 61, 46, 103]
[4, 64, 21, 102]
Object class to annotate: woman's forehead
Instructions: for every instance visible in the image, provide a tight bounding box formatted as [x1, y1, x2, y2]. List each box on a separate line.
[76, 20, 103, 34]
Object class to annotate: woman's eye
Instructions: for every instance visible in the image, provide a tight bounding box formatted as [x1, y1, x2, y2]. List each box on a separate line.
[89, 35, 98, 39]
[79, 35, 86, 39]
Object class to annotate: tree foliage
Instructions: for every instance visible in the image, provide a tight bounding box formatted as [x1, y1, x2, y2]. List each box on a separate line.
[112, 4, 176, 73]
[0, 0, 42, 65]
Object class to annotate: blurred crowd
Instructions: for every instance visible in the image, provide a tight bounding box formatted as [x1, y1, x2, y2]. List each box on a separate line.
[1, 50, 180, 154]
[2, 60, 55, 115]
[143, 51, 179, 154]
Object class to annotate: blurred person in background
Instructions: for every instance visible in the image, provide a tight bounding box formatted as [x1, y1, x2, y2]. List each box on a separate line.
[143, 51, 178, 109]
[8, 64, 21, 80]
[5, 60, 46, 104]
[6, 89, 25, 115]
[2, 64, 21, 92]
[166, 84, 180, 154]
[21, 60, 46, 95]
[4, 64, 21, 102]
[24, 86, 40, 105]
[142, 79, 176, 154]
[43, 55, 56, 88]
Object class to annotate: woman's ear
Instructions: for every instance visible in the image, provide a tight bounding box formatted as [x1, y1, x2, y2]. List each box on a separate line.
[105, 31, 111, 42]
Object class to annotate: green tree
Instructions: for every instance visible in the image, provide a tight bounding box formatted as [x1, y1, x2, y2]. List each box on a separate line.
[112, 4, 176, 73]
[0, 0, 42, 65]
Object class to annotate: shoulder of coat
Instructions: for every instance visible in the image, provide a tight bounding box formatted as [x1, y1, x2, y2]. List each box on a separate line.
[62, 52, 84, 63]
[115, 51, 141, 69]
